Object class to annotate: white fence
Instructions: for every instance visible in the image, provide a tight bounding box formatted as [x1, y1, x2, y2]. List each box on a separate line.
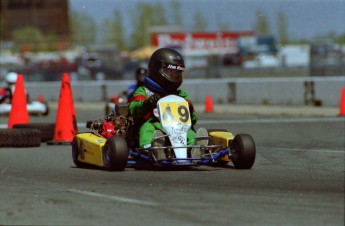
[25, 76, 345, 106]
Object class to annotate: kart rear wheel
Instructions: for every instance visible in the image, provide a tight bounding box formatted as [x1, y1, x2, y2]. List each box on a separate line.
[102, 136, 128, 171]
[42, 102, 50, 116]
[214, 159, 229, 166]
[231, 134, 256, 169]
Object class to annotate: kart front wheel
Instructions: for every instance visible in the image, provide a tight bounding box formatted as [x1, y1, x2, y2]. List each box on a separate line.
[42, 102, 50, 116]
[72, 137, 88, 168]
[231, 134, 256, 169]
[102, 136, 128, 171]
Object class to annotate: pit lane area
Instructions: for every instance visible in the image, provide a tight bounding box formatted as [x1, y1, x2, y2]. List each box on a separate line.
[0, 103, 344, 225]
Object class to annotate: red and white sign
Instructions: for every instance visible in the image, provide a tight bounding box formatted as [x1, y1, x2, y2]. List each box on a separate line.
[151, 32, 255, 54]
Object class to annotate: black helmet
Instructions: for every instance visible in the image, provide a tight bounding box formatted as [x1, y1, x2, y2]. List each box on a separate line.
[135, 67, 147, 85]
[148, 48, 185, 93]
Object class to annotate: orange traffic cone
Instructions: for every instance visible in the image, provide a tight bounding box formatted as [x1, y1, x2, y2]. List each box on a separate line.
[339, 87, 345, 116]
[47, 73, 78, 144]
[8, 74, 29, 128]
[204, 95, 214, 113]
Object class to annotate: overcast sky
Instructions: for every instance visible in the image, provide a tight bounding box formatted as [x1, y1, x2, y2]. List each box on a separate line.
[69, 0, 345, 41]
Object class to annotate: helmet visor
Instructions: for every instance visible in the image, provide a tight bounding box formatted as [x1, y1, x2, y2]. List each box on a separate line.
[160, 64, 184, 82]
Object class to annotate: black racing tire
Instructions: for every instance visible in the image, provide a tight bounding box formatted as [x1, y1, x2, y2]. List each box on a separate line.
[0, 128, 41, 147]
[71, 137, 89, 168]
[13, 123, 55, 142]
[102, 136, 128, 171]
[213, 159, 230, 167]
[231, 134, 256, 169]
[42, 102, 50, 116]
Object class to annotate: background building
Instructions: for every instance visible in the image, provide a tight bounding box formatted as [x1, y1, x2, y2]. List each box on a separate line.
[0, 0, 69, 41]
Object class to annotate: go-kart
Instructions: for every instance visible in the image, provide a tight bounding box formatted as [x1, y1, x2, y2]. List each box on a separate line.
[0, 99, 49, 116]
[72, 95, 256, 171]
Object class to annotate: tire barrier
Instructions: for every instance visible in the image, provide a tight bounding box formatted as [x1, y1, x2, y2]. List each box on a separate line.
[13, 123, 55, 142]
[0, 128, 41, 147]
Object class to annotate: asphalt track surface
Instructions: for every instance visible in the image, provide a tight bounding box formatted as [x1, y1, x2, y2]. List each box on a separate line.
[0, 103, 344, 226]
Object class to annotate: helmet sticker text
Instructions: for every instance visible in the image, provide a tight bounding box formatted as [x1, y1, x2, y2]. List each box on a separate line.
[167, 64, 184, 71]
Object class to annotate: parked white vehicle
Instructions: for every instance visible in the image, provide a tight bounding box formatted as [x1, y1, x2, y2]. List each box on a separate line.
[243, 54, 280, 68]
[0, 100, 49, 116]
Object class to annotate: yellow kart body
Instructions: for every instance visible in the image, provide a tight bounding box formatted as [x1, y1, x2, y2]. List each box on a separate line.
[73, 132, 107, 167]
[208, 130, 235, 162]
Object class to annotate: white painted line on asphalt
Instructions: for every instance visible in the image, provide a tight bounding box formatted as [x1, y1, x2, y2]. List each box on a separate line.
[258, 146, 345, 154]
[1, 167, 8, 174]
[68, 189, 160, 207]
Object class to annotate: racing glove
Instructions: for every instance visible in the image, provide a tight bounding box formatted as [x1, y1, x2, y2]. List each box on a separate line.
[188, 103, 195, 114]
[143, 93, 161, 110]
[0, 93, 9, 104]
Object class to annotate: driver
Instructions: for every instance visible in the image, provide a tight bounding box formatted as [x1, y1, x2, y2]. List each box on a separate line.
[0, 72, 30, 104]
[129, 48, 207, 158]
[127, 67, 148, 101]
[0, 72, 19, 104]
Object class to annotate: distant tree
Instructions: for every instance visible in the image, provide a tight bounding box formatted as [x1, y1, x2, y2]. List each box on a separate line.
[130, 2, 169, 49]
[255, 10, 270, 36]
[289, 39, 309, 45]
[153, 3, 168, 26]
[41, 34, 59, 52]
[112, 10, 126, 50]
[319, 32, 345, 45]
[11, 26, 43, 51]
[215, 14, 230, 31]
[12, 26, 43, 43]
[10, 26, 64, 51]
[277, 11, 288, 45]
[325, 32, 338, 42]
[102, 9, 126, 50]
[130, 3, 152, 48]
[169, 0, 184, 28]
[335, 33, 345, 44]
[192, 10, 208, 32]
[70, 10, 97, 46]
[102, 19, 112, 44]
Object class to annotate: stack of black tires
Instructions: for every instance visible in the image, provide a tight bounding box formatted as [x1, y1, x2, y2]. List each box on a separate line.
[0, 123, 55, 147]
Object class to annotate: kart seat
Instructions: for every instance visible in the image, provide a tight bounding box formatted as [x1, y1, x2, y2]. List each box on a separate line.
[115, 103, 129, 117]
